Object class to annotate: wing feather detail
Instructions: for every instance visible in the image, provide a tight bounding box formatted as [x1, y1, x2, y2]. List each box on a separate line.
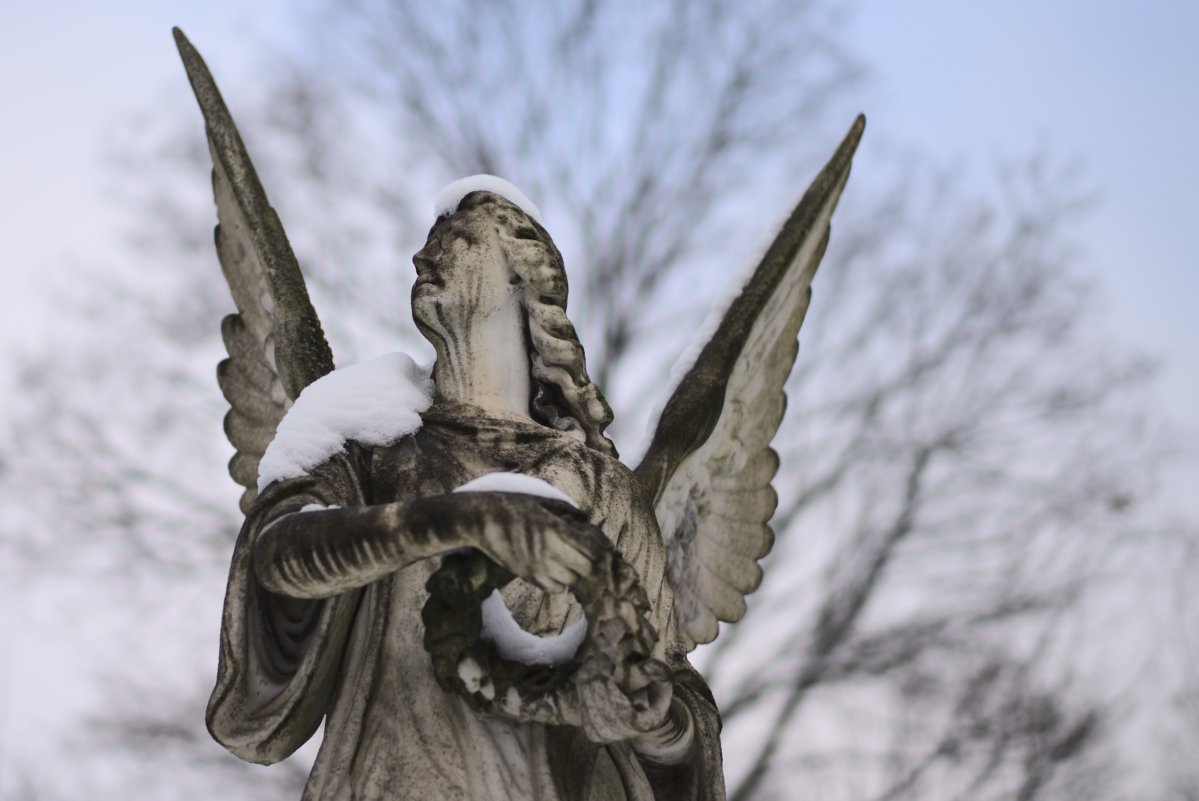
[636, 116, 864, 650]
[175, 29, 335, 513]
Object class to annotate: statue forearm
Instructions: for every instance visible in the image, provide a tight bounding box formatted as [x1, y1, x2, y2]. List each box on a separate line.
[252, 496, 476, 599]
[634, 699, 700, 800]
[252, 491, 596, 600]
[640, 667, 725, 801]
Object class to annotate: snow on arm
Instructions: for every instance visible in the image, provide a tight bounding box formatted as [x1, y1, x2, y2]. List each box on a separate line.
[257, 352, 434, 491]
[452, 472, 576, 506]
[454, 472, 587, 667]
[299, 503, 340, 513]
[434, 175, 543, 224]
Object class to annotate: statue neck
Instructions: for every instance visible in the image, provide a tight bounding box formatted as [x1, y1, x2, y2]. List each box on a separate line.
[432, 299, 532, 420]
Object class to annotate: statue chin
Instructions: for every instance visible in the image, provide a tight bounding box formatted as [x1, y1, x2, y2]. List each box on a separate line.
[411, 292, 449, 351]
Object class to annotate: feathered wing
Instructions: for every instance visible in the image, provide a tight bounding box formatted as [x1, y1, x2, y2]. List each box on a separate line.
[175, 29, 335, 513]
[635, 116, 865, 650]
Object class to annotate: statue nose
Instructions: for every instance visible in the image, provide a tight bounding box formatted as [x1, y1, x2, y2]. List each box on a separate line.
[413, 245, 439, 275]
[413, 249, 444, 287]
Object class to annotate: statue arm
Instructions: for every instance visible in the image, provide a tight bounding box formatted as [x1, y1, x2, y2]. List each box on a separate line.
[253, 491, 604, 600]
[634, 665, 726, 801]
[618, 474, 727, 799]
[253, 497, 460, 598]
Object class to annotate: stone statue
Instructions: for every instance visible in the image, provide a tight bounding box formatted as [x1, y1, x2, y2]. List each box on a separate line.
[174, 27, 862, 801]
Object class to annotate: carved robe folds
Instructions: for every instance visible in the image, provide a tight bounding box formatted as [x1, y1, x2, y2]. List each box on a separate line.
[207, 406, 725, 801]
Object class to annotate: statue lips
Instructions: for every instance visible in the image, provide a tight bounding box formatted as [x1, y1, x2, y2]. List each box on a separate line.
[412, 253, 444, 290]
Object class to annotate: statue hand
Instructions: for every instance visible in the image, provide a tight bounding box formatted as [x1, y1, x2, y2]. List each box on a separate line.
[571, 553, 674, 743]
[422, 493, 676, 739]
[630, 699, 695, 764]
[462, 493, 608, 594]
[576, 658, 673, 744]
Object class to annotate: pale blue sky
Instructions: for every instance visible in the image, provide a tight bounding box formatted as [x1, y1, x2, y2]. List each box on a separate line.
[0, 0, 286, 343]
[0, 0, 1194, 474]
[846, 0, 1198, 438]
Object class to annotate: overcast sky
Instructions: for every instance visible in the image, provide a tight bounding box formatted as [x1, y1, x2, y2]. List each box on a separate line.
[0, 0, 1195, 786]
[848, 1, 1198, 435]
[2, 0, 1193, 493]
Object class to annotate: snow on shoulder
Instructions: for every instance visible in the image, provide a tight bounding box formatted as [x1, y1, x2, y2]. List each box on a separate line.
[454, 472, 588, 666]
[434, 175, 543, 224]
[257, 352, 434, 491]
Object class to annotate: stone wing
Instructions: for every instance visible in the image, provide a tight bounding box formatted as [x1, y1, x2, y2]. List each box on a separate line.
[634, 116, 864, 650]
[175, 29, 335, 513]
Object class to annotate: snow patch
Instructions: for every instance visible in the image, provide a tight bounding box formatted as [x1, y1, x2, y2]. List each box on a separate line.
[453, 472, 587, 667]
[480, 590, 588, 667]
[434, 175, 543, 224]
[299, 503, 339, 513]
[453, 472, 576, 506]
[503, 687, 522, 715]
[258, 352, 434, 491]
[458, 657, 487, 694]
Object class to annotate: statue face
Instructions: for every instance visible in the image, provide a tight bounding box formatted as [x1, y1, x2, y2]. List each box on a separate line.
[412, 208, 511, 338]
[411, 194, 536, 354]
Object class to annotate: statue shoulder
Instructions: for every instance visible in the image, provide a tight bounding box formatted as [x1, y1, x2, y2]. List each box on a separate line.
[539, 433, 653, 516]
[258, 353, 433, 491]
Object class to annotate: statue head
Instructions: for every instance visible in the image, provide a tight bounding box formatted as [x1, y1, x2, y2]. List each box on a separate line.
[413, 190, 616, 457]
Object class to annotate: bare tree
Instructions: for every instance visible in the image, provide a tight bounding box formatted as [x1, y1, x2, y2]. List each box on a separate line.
[0, 1, 1171, 798]
[1157, 523, 1199, 801]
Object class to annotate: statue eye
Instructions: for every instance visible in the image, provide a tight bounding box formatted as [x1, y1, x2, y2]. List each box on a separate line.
[514, 227, 539, 241]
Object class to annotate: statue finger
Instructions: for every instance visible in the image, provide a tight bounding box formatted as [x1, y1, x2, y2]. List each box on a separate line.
[533, 571, 568, 595]
[543, 559, 580, 589]
[537, 498, 589, 522]
[561, 524, 607, 564]
[623, 661, 655, 693]
[579, 682, 637, 743]
[555, 539, 598, 578]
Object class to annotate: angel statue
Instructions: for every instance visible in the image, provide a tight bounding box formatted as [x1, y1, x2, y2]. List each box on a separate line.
[174, 26, 862, 801]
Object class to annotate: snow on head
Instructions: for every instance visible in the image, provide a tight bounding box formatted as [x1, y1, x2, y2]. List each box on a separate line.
[434, 175, 543, 224]
[257, 352, 434, 491]
[453, 472, 587, 666]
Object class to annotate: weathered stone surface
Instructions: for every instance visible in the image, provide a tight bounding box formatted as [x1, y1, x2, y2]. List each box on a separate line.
[177, 24, 862, 801]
